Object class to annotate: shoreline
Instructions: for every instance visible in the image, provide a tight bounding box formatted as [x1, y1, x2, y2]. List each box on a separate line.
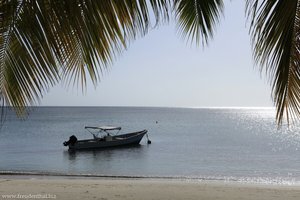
[1, 175, 300, 200]
[1, 171, 300, 186]
[1, 171, 300, 185]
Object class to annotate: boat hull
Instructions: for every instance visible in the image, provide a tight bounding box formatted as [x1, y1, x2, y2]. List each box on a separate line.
[68, 130, 147, 150]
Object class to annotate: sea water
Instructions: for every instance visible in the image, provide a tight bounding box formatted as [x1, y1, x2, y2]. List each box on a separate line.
[1, 107, 300, 184]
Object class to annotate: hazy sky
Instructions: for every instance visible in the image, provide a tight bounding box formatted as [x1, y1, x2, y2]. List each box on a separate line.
[41, 1, 273, 107]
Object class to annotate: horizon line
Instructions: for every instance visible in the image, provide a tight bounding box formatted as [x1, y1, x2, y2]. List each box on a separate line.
[17, 105, 275, 109]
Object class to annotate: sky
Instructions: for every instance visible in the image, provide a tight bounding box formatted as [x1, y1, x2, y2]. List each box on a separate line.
[41, 1, 273, 108]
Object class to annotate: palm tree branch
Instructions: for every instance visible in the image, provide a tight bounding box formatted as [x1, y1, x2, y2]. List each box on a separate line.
[174, 0, 224, 45]
[247, 0, 300, 125]
[1, 0, 60, 115]
[0, 0, 171, 115]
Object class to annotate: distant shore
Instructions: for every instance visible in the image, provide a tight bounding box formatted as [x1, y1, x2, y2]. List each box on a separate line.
[1, 175, 300, 200]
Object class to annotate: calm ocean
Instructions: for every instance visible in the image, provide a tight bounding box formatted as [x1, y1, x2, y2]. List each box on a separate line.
[1, 107, 300, 184]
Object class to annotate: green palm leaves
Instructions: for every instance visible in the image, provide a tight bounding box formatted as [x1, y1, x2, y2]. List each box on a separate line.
[0, 0, 170, 115]
[1, 1, 59, 113]
[247, 0, 300, 125]
[175, 0, 223, 45]
[1, 0, 300, 125]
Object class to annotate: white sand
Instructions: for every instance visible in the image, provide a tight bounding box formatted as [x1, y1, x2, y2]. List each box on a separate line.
[0, 176, 300, 200]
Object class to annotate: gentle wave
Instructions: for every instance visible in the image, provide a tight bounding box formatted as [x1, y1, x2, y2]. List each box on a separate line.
[1, 170, 300, 186]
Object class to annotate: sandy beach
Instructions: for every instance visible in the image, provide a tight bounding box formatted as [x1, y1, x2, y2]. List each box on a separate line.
[0, 176, 300, 200]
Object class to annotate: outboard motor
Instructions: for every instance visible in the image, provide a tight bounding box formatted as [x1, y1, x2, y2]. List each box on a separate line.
[63, 135, 78, 146]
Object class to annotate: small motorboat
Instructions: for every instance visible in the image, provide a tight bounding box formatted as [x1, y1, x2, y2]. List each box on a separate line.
[63, 126, 150, 150]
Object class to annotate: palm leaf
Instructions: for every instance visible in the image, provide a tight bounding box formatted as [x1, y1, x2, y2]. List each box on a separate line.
[174, 0, 224, 45]
[0, 0, 59, 115]
[247, 0, 300, 125]
[0, 0, 170, 115]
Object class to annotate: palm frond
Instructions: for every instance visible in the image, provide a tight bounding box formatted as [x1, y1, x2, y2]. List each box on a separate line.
[0, 0, 170, 115]
[247, 0, 300, 125]
[0, 0, 59, 115]
[174, 0, 224, 45]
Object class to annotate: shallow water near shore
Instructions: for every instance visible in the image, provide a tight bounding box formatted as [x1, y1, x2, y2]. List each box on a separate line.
[1, 107, 300, 184]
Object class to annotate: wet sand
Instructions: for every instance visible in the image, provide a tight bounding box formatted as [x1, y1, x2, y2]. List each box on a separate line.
[1, 176, 300, 200]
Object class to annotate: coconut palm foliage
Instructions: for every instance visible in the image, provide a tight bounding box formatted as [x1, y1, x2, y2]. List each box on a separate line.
[0, 0, 223, 116]
[0, 0, 171, 115]
[174, 0, 223, 45]
[1, 0, 300, 125]
[246, 0, 300, 125]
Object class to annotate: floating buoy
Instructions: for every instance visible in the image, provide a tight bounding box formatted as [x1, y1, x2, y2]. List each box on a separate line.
[146, 134, 152, 144]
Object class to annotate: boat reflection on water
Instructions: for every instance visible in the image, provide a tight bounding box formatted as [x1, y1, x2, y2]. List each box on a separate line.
[65, 144, 143, 157]
[62, 144, 150, 175]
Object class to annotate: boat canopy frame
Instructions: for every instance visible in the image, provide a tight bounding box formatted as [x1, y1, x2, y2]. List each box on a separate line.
[84, 126, 121, 138]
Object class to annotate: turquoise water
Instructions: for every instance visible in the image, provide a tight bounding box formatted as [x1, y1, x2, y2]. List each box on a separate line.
[1, 107, 300, 184]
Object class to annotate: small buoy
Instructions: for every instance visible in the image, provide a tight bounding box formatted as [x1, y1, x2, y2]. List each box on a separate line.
[156, 121, 158, 124]
[146, 133, 151, 144]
